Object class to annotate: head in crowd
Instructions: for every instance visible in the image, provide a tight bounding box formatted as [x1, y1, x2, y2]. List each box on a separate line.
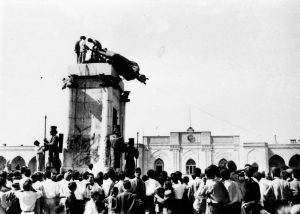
[0, 171, 7, 180]
[142, 175, 149, 182]
[191, 174, 196, 180]
[252, 162, 259, 172]
[83, 171, 90, 180]
[31, 173, 38, 183]
[21, 166, 27, 175]
[88, 164, 93, 170]
[89, 174, 95, 185]
[175, 171, 182, 181]
[68, 181, 77, 193]
[123, 180, 131, 191]
[135, 168, 142, 178]
[226, 160, 237, 173]
[13, 171, 21, 180]
[183, 176, 189, 185]
[124, 169, 132, 179]
[111, 186, 118, 197]
[51, 175, 57, 182]
[117, 171, 125, 181]
[107, 168, 116, 181]
[73, 171, 80, 180]
[23, 179, 32, 191]
[170, 173, 178, 184]
[271, 167, 281, 178]
[0, 177, 6, 188]
[205, 165, 218, 179]
[56, 174, 63, 182]
[244, 166, 255, 178]
[220, 169, 230, 181]
[147, 169, 155, 179]
[281, 170, 289, 181]
[80, 36, 86, 40]
[293, 169, 300, 180]
[45, 170, 52, 179]
[164, 180, 172, 190]
[194, 168, 201, 177]
[253, 171, 262, 182]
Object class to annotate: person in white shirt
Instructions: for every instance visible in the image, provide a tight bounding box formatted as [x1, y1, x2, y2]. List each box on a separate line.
[15, 179, 43, 214]
[102, 171, 115, 197]
[42, 171, 59, 214]
[19, 168, 31, 191]
[114, 172, 125, 194]
[84, 191, 101, 214]
[78, 37, 88, 63]
[220, 169, 242, 214]
[58, 173, 71, 205]
[171, 173, 185, 213]
[86, 174, 104, 200]
[145, 169, 160, 214]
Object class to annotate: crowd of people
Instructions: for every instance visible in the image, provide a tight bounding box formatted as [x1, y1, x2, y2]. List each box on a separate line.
[0, 162, 300, 214]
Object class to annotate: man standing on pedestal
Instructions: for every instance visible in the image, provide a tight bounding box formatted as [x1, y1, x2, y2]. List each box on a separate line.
[44, 126, 60, 173]
[106, 125, 125, 170]
[125, 138, 139, 176]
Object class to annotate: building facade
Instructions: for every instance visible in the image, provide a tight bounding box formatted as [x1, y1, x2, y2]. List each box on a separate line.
[138, 127, 300, 175]
[0, 145, 36, 172]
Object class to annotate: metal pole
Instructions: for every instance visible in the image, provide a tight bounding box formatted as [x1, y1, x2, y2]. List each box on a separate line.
[44, 115, 47, 138]
[136, 132, 139, 167]
[43, 115, 47, 170]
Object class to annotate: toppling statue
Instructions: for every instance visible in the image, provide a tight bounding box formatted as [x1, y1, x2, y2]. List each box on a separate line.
[74, 37, 149, 84]
[96, 49, 148, 84]
[124, 138, 139, 175]
[44, 126, 61, 173]
[106, 125, 126, 169]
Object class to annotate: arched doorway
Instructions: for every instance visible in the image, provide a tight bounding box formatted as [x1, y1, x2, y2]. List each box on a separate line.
[269, 155, 285, 169]
[11, 156, 26, 170]
[0, 156, 6, 171]
[289, 155, 300, 169]
[186, 159, 196, 175]
[154, 159, 164, 172]
[28, 157, 37, 173]
[218, 158, 228, 169]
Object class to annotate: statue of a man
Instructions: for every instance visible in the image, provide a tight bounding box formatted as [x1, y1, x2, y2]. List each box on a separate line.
[34, 140, 45, 172]
[106, 126, 125, 169]
[44, 126, 60, 173]
[93, 49, 148, 84]
[124, 138, 139, 175]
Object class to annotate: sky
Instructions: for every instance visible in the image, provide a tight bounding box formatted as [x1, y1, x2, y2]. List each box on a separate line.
[0, 0, 300, 146]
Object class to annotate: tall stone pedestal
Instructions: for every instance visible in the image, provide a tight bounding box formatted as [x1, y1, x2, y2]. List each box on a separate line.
[63, 63, 127, 173]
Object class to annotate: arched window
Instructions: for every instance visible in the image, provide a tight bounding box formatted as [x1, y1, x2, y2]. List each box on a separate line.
[154, 159, 164, 172]
[28, 157, 37, 173]
[186, 159, 196, 175]
[0, 156, 6, 171]
[289, 155, 300, 169]
[218, 158, 228, 169]
[11, 156, 26, 170]
[269, 155, 285, 169]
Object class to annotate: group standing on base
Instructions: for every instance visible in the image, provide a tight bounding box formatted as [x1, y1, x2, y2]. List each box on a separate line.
[0, 161, 300, 214]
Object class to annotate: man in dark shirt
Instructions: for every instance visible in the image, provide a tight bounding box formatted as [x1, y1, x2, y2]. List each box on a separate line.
[65, 182, 79, 214]
[113, 180, 140, 214]
[290, 168, 300, 205]
[241, 166, 261, 214]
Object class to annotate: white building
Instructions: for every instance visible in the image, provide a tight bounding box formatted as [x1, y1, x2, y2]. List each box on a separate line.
[138, 127, 300, 175]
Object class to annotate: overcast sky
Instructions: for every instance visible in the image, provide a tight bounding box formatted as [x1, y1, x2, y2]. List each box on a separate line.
[1, 0, 300, 146]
